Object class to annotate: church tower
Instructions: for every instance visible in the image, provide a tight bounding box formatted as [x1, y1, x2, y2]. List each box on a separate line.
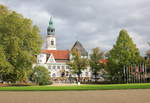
[46, 17, 56, 50]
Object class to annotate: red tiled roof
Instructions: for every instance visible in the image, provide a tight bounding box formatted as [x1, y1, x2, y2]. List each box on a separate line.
[41, 50, 69, 60]
[99, 59, 108, 64]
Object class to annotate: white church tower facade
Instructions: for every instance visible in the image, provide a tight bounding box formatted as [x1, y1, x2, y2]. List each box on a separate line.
[46, 17, 56, 50]
[35, 17, 93, 82]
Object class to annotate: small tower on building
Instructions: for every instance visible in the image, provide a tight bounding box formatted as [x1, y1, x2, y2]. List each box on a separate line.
[46, 17, 56, 50]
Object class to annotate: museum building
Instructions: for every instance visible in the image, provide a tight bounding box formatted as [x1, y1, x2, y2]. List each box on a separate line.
[35, 17, 91, 81]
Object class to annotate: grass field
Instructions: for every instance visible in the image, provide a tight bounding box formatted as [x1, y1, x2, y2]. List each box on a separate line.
[0, 83, 150, 91]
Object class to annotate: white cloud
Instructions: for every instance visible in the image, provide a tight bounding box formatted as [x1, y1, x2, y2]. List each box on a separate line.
[0, 0, 150, 55]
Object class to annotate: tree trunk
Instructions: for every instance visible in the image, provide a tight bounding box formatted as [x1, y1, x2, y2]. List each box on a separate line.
[77, 70, 82, 83]
[77, 74, 80, 83]
[94, 72, 97, 82]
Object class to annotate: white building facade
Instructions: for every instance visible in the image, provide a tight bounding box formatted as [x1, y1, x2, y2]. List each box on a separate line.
[35, 17, 92, 82]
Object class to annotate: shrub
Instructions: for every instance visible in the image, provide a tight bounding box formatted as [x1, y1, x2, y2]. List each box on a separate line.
[31, 66, 52, 85]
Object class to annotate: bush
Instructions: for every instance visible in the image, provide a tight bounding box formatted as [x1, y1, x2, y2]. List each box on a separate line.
[9, 83, 35, 86]
[0, 83, 35, 87]
[31, 66, 52, 85]
[81, 81, 120, 84]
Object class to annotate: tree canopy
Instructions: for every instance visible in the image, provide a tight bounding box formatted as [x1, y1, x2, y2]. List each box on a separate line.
[30, 66, 51, 85]
[107, 29, 143, 82]
[90, 47, 104, 81]
[146, 44, 150, 71]
[146, 50, 150, 58]
[0, 5, 43, 82]
[68, 49, 89, 82]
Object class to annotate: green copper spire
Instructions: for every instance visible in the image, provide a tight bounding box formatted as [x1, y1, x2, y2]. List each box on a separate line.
[47, 16, 55, 35]
[49, 16, 53, 25]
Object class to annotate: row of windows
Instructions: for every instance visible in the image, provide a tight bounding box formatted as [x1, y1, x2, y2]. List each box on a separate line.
[40, 55, 44, 57]
[48, 65, 69, 70]
[38, 60, 42, 63]
[51, 72, 89, 77]
[48, 29, 55, 32]
[52, 71, 70, 77]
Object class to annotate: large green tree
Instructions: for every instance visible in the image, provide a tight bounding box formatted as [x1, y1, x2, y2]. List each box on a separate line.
[68, 49, 89, 82]
[0, 45, 13, 82]
[90, 47, 104, 81]
[107, 29, 143, 82]
[0, 5, 43, 82]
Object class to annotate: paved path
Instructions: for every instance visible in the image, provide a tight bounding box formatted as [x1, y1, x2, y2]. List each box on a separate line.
[0, 89, 150, 103]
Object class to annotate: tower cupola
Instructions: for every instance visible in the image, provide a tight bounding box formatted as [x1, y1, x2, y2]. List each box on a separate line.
[47, 17, 55, 35]
[46, 16, 56, 50]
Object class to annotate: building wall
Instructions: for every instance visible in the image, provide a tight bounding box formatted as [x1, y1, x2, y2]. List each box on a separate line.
[37, 53, 47, 64]
[36, 53, 92, 79]
[46, 35, 56, 50]
[35, 62, 71, 77]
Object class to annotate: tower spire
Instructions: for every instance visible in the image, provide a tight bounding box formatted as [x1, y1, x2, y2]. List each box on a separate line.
[49, 16, 53, 25]
[47, 16, 55, 35]
[46, 16, 56, 50]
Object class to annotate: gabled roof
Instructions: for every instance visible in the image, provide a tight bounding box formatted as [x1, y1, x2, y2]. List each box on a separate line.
[41, 50, 69, 60]
[71, 41, 88, 56]
[46, 54, 56, 63]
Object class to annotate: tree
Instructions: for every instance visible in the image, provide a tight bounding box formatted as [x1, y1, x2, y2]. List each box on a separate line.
[0, 45, 13, 82]
[146, 44, 150, 71]
[31, 66, 51, 85]
[147, 42, 150, 59]
[90, 47, 104, 81]
[0, 5, 43, 82]
[148, 42, 150, 46]
[107, 29, 143, 82]
[146, 50, 150, 58]
[68, 49, 89, 83]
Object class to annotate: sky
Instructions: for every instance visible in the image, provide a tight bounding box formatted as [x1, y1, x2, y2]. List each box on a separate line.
[0, 0, 150, 56]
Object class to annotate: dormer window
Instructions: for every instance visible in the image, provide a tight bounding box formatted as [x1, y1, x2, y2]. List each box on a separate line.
[51, 29, 54, 32]
[48, 28, 50, 32]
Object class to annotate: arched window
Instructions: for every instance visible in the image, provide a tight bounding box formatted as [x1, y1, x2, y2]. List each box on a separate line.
[53, 66, 56, 69]
[57, 66, 60, 69]
[48, 65, 51, 69]
[52, 73, 56, 77]
[51, 29, 54, 32]
[62, 66, 64, 69]
[51, 40, 54, 45]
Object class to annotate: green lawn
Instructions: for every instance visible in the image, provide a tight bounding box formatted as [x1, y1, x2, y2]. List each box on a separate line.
[0, 83, 150, 91]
